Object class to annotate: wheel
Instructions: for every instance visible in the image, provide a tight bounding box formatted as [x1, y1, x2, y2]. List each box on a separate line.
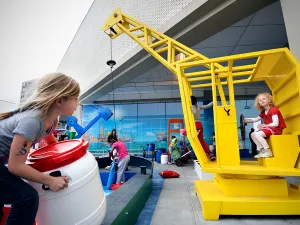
[239, 114, 247, 141]
[175, 159, 183, 167]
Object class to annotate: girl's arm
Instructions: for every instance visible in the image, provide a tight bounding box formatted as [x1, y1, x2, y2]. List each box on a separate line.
[109, 146, 117, 159]
[262, 115, 279, 128]
[199, 102, 213, 110]
[42, 133, 58, 145]
[110, 146, 116, 154]
[8, 134, 53, 184]
[191, 105, 197, 115]
[42, 119, 59, 145]
[245, 116, 261, 123]
[8, 134, 67, 191]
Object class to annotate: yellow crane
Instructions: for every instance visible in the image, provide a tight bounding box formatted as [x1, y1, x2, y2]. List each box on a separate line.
[103, 8, 300, 220]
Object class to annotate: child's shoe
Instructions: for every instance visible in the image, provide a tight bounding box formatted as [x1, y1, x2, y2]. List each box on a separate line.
[254, 149, 273, 158]
[254, 152, 262, 158]
[110, 183, 123, 190]
[254, 148, 264, 158]
[259, 149, 273, 158]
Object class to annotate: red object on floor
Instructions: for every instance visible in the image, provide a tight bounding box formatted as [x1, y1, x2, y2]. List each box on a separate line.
[110, 183, 123, 190]
[159, 170, 180, 178]
[0, 206, 36, 225]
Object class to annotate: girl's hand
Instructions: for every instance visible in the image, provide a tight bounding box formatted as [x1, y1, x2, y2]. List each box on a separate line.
[43, 133, 57, 145]
[47, 176, 69, 192]
[257, 124, 265, 130]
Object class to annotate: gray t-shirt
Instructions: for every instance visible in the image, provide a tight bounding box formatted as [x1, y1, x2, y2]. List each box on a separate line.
[0, 110, 57, 163]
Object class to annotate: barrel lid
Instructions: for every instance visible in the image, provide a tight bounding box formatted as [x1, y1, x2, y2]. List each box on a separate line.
[28, 139, 88, 172]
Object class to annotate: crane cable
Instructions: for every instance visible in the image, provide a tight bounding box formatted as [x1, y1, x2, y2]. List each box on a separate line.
[106, 37, 116, 129]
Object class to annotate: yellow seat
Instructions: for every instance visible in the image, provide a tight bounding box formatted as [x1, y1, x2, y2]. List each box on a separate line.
[258, 135, 299, 168]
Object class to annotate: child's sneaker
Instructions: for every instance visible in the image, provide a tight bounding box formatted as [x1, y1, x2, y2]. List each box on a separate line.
[254, 149, 273, 158]
[254, 152, 262, 158]
[254, 148, 263, 158]
[208, 152, 216, 161]
[259, 149, 273, 158]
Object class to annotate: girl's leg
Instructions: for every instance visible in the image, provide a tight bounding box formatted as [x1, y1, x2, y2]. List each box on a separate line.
[117, 155, 130, 184]
[250, 132, 263, 151]
[0, 164, 39, 225]
[195, 122, 209, 153]
[254, 131, 273, 158]
[198, 129, 210, 153]
[121, 173, 125, 183]
[121, 155, 130, 183]
[254, 131, 269, 149]
[168, 146, 174, 164]
[196, 122, 215, 161]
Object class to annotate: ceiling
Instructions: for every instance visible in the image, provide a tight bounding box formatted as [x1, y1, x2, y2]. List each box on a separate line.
[95, 1, 287, 103]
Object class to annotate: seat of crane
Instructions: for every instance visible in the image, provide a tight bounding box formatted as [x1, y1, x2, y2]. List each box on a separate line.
[201, 134, 300, 177]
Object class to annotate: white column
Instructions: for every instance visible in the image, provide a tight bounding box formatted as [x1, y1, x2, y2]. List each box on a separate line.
[280, 0, 300, 61]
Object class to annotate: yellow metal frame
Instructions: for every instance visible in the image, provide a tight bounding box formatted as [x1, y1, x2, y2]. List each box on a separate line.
[103, 8, 300, 220]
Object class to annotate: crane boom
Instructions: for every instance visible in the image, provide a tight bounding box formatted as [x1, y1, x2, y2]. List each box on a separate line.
[103, 8, 300, 177]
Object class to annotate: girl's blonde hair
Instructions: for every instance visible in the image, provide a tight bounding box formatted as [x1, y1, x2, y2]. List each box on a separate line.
[254, 92, 275, 111]
[0, 73, 80, 120]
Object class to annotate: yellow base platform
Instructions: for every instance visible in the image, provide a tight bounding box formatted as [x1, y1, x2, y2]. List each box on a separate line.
[195, 179, 300, 220]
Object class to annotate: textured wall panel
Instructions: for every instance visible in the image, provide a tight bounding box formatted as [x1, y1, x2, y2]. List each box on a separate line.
[57, 0, 194, 92]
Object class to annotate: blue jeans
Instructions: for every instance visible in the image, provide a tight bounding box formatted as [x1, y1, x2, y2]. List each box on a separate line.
[0, 163, 39, 225]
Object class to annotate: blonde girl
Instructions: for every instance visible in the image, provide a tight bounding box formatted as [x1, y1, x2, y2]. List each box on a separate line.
[0, 73, 80, 225]
[245, 93, 286, 158]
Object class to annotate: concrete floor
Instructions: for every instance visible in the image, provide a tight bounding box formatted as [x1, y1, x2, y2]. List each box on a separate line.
[150, 161, 300, 225]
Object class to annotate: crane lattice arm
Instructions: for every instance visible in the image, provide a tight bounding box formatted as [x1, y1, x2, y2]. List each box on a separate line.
[102, 9, 224, 72]
[103, 8, 300, 177]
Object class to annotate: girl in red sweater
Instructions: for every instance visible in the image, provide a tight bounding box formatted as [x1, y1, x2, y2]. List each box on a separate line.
[245, 93, 286, 158]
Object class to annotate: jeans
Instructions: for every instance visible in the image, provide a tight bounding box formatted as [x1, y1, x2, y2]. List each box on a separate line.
[0, 163, 39, 225]
[117, 155, 130, 183]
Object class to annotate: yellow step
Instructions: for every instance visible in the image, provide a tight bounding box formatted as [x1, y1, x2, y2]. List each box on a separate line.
[202, 160, 300, 176]
[195, 179, 300, 220]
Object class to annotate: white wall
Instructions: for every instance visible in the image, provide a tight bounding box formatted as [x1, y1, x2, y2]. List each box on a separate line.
[0, 101, 17, 113]
[57, 0, 195, 94]
[281, 0, 300, 61]
[0, 0, 94, 107]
